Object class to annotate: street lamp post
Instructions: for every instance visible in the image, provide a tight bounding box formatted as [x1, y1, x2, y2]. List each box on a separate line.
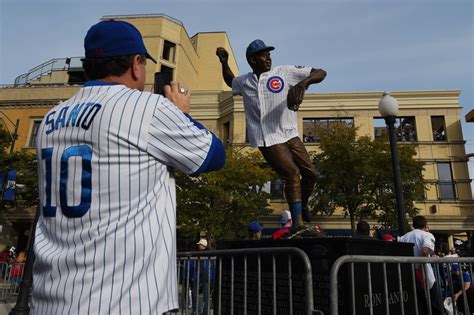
[378, 92, 407, 235]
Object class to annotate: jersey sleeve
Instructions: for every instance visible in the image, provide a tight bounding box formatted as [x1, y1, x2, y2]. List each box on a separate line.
[282, 65, 312, 86]
[146, 97, 225, 176]
[422, 232, 435, 252]
[232, 76, 243, 96]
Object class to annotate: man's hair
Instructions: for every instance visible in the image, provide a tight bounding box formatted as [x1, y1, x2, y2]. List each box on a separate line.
[412, 215, 427, 229]
[356, 221, 370, 235]
[82, 54, 146, 80]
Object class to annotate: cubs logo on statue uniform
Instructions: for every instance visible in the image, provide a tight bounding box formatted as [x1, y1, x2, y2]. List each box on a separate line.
[267, 76, 284, 93]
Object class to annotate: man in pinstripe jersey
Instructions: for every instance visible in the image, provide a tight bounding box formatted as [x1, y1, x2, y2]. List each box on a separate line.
[216, 40, 326, 228]
[32, 20, 225, 314]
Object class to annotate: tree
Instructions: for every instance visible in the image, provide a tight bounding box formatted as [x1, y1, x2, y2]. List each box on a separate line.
[176, 146, 274, 241]
[309, 123, 426, 232]
[367, 137, 426, 229]
[0, 124, 38, 210]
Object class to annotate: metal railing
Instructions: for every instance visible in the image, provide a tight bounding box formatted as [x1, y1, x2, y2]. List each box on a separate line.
[0, 262, 25, 302]
[13, 57, 83, 86]
[330, 255, 474, 315]
[176, 247, 322, 315]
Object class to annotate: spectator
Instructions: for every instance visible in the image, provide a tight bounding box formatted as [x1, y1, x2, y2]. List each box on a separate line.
[451, 264, 474, 313]
[0, 247, 9, 278]
[247, 221, 264, 240]
[399, 216, 442, 315]
[31, 19, 226, 315]
[272, 210, 292, 239]
[354, 221, 373, 239]
[8, 246, 16, 265]
[382, 233, 396, 242]
[10, 250, 26, 286]
[304, 132, 316, 143]
[190, 239, 214, 315]
[445, 249, 458, 257]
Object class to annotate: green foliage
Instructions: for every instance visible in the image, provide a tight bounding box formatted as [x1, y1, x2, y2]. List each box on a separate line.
[309, 123, 426, 231]
[176, 146, 274, 241]
[0, 125, 38, 209]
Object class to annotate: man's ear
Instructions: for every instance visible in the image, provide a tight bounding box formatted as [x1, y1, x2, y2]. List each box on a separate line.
[131, 55, 142, 81]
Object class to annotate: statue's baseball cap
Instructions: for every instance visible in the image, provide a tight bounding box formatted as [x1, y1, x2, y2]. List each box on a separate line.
[246, 39, 274, 58]
[84, 20, 157, 63]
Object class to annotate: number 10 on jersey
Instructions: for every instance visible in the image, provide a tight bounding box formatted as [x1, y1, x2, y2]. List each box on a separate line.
[41, 145, 92, 218]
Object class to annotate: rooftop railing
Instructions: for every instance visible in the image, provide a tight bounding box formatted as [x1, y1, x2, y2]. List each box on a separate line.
[13, 57, 83, 87]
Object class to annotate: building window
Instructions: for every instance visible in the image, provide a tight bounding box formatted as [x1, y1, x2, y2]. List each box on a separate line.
[260, 176, 285, 199]
[431, 116, 447, 141]
[28, 120, 42, 147]
[270, 178, 285, 199]
[302, 118, 354, 143]
[374, 118, 387, 140]
[162, 40, 176, 62]
[373, 116, 417, 142]
[437, 162, 456, 200]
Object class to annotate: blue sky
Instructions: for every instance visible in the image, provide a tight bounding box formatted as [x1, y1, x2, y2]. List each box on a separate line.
[1, 0, 473, 191]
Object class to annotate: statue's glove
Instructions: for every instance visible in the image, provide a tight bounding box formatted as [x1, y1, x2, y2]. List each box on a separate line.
[287, 82, 306, 111]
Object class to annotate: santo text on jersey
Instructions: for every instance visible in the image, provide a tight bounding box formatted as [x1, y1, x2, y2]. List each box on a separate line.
[44, 102, 102, 135]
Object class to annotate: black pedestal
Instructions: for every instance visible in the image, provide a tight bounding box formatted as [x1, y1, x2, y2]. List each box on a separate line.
[216, 237, 415, 314]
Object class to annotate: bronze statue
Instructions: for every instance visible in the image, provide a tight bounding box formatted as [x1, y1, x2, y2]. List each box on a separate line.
[216, 39, 327, 227]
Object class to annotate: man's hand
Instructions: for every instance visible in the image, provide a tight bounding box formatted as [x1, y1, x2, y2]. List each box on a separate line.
[164, 81, 192, 113]
[287, 82, 306, 111]
[216, 47, 229, 64]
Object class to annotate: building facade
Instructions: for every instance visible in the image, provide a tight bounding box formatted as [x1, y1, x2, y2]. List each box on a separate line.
[1, 14, 472, 249]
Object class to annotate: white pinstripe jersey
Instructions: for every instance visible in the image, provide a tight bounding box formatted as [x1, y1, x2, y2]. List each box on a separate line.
[32, 82, 214, 314]
[232, 65, 311, 147]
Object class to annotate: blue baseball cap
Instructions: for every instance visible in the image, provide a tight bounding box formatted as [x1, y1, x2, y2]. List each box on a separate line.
[246, 39, 275, 58]
[84, 20, 157, 63]
[247, 221, 263, 233]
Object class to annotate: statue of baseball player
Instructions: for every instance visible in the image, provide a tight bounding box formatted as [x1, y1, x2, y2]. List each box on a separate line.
[216, 40, 327, 228]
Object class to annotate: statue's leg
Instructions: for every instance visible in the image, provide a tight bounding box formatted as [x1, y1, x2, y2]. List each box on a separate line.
[285, 137, 317, 222]
[259, 143, 303, 227]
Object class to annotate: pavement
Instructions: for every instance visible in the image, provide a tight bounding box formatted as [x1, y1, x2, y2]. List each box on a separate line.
[0, 303, 14, 315]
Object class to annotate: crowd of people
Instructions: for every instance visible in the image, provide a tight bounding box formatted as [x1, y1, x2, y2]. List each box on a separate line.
[0, 246, 26, 286]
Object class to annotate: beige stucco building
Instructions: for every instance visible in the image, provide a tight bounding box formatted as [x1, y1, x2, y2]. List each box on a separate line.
[1, 14, 473, 250]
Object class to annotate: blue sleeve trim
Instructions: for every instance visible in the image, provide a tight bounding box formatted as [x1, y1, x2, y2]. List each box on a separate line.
[184, 113, 205, 130]
[191, 134, 226, 177]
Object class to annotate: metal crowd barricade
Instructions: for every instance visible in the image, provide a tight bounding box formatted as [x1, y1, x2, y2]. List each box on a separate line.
[330, 255, 474, 315]
[176, 247, 323, 315]
[0, 262, 25, 302]
[0, 262, 9, 301]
